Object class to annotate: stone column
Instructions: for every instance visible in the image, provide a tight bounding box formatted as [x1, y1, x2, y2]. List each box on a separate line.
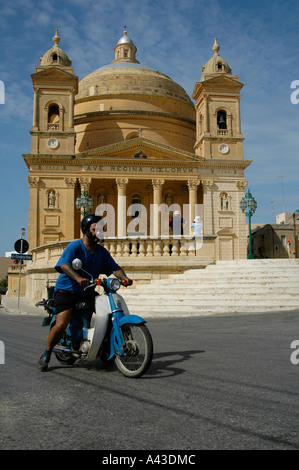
[202, 179, 214, 235]
[78, 177, 92, 220]
[187, 179, 200, 228]
[203, 93, 209, 134]
[227, 113, 232, 137]
[236, 96, 242, 135]
[78, 177, 91, 194]
[116, 178, 128, 238]
[64, 177, 77, 239]
[69, 91, 74, 129]
[152, 179, 164, 237]
[235, 180, 248, 258]
[32, 87, 39, 130]
[27, 177, 40, 249]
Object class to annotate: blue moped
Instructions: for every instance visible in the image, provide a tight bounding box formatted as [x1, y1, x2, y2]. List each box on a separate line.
[36, 258, 153, 378]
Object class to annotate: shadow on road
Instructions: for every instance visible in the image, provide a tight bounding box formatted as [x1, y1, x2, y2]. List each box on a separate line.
[147, 349, 205, 378]
[44, 349, 205, 378]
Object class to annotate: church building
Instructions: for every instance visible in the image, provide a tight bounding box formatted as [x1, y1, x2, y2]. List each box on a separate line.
[20, 29, 251, 301]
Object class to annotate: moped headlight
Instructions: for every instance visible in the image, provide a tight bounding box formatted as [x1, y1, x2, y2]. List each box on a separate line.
[108, 278, 121, 291]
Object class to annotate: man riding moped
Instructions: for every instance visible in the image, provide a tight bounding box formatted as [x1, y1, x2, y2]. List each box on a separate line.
[37, 213, 132, 371]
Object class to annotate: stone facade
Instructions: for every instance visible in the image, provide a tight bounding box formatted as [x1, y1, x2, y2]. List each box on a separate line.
[252, 224, 298, 259]
[10, 30, 253, 301]
[251, 212, 299, 259]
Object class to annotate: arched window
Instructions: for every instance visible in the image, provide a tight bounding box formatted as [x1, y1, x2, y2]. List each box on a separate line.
[217, 110, 227, 130]
[48, 104, 59, 124]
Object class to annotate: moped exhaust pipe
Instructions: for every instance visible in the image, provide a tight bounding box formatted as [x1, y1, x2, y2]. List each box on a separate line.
[53, 345, 73, 355]
[53, 345, 84, 358]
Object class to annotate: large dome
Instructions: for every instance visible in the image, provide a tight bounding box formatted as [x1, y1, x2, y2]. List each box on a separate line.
[76, 28, 193, 106]
[76, 62, 194, 106]
[74, 30, 195, 153]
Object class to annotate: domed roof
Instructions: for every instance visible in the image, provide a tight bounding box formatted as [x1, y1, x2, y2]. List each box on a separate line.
[117, 29, 134, 45]
[40, 29, 72, 67]
[77, 64, 193, 106]
[76, 30, 193, 107]
[201, 38, 232, 80]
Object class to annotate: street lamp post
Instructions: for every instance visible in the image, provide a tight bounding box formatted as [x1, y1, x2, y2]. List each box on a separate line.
[17, 226, 26, 311]
[75, 188, 94, 217]
[293, 211, 299, 258]
[240, 189, 257, 259]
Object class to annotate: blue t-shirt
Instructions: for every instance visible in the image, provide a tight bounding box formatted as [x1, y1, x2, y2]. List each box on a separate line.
[55, 239, 120, 293]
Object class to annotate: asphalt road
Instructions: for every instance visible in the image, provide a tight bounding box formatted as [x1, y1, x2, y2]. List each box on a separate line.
[0, 310, 299, 451]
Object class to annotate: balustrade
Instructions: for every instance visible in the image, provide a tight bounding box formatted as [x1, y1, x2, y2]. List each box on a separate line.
[47, 123, 59, 130]
[217, 129, 228, 136]
[29, 235, 215, 270]
[102, 236, 203, 257]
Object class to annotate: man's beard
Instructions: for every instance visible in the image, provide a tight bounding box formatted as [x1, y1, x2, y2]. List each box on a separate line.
[87, 232, 99, 244]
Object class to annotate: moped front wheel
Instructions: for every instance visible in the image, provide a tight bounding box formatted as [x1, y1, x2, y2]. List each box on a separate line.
[115, 323, 153, 378]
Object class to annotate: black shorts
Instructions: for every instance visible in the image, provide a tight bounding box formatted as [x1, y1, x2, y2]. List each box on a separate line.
[53, 290, 96, 315]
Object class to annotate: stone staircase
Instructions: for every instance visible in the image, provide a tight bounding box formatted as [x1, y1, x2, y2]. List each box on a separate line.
[121, 259, 299, 317]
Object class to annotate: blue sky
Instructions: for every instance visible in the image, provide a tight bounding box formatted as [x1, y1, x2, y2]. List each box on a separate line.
[0, 0, 298, 255]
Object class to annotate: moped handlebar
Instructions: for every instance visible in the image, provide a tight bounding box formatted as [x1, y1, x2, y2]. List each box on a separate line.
[83, 277, 129, 292]
[94, 278, 130, 287]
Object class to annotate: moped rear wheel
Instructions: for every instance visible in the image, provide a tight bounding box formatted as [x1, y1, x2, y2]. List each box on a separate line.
[52, 326, 77, 365]
[115, 323, 153, 378]
[55, 352, 77, 365]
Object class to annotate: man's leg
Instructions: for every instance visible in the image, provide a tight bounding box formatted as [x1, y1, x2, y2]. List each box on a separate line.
[46, 308, 72, 352]
[37, 308, 72, 371]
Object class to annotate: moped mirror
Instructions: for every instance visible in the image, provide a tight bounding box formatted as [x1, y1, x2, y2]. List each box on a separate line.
[72, 258, 82, 270]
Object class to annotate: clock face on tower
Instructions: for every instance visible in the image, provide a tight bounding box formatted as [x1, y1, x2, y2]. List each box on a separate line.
[47, 138, 59, 149]
[219, 143, 229, 154]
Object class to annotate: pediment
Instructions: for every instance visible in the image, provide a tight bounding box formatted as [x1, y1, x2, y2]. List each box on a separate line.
[31, 66, 78, 81]
[76, 137, 204, 163]
[205, 72, 241, 82]
[203, 74, 243, 88]
[193, 74, 243, 98]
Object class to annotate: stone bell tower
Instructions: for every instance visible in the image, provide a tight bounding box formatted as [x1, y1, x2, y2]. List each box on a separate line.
[193, 38, 244, 161]
[25, 30, 79, 250]
[30, 29, 78, 156]
[192, 39, 250, 260]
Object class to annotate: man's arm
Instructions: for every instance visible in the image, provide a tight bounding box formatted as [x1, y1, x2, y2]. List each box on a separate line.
[113, 268, 133, 286]
[60, 263, 90, 287]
